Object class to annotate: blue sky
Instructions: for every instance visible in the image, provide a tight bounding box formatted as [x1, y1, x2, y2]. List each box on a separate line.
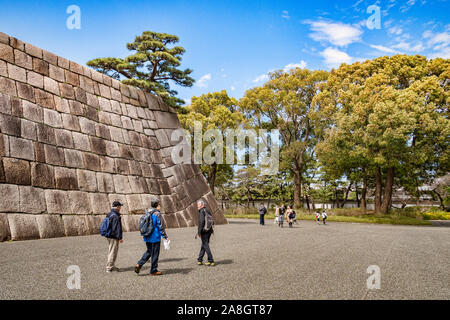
[0, 0, 448, 105]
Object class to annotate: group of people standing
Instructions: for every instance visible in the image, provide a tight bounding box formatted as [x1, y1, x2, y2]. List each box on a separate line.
[102, 198, 215, 274]
[258, 203, 297, 228]
[258, 203, 329, 227]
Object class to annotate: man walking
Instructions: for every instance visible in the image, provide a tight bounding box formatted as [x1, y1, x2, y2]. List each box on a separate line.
[259, 203, 267, 226]
[135, 198, 169, 276]
[197, 200, 215, 266]
[106, 201, 123, 273]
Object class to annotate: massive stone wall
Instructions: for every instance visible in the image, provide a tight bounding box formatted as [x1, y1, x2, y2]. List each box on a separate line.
[0, 32, 226, 241]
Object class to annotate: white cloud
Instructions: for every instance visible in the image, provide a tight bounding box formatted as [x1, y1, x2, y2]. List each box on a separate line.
[304, 20, 363, 47]
[428, 32, 450, 50]
[281, 10, 290, 20]
[230, 86, 236, 91]
[320, 47, 355, 67]
[388, 26, 403, 36]
[252, 74, 269, 83]
[392, 41, 425, 52]
[196, 73, 211, 88]
[283, 61, 307, 72]
[369, 44, 400, 54]
[429, 46, 450, 59]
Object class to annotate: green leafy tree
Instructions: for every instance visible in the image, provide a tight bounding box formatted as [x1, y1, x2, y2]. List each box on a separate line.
[314, 55, 449, 214]
[178, 90, 245, 194]
[87, 31, 194, 108]
[240, 68, 329, 209]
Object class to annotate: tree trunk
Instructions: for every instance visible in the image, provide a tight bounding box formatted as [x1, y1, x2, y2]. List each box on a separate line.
[356, 186, 360, 208]
[375, 167, 383, 214]
[293, 169, 302, 209]
[306, 195, 310, 210]
[432, 190, 445, 210]
[208, 162, 217, 195]
[335, 187, 341, 208]
[380, 167, 394, 214]
[341, 182, 352, 208]
[361, 178, 367, 213]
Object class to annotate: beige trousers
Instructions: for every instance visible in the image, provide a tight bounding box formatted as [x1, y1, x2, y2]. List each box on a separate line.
[106, 238, 119, 271]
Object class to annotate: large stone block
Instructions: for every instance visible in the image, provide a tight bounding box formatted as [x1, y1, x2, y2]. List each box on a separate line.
[31, 163, 55, 188]
[97, 172, 115, 193]
[8, 214, 40, 240]
[0, 213, 11, 241]
[0, 133, 9, 157]
[59, 83, 75, 99]
[62, 215, 89, 237]
[44, 144, 65, 166]
[113, 175, 132, 194]
[82, 152, 101, 172]
[62, 113, 81, 131]
[89, 193, 110, 215]
[64, 149, 84, 169]
[37, 123, 56, 145]
[129, 176, 148, 194]
[45, 189, 71, 214]
[79, 117, 96, 136]
[27, 70, 44, 88]
[55, 129, 74, 148]
[34, 88, 54, 109]
[9, 136, 35, 161]
[0, 74, 17, 96]
[85, 215, 104, 235]
[3, 158, 31, 185]
[36, 215, 65, 239]
[76, 169, 98, 192]
[122, 214, 139, 232]
[126, 194, 144, 214]
[43, 76, 59, 95]
[100, 156, 115, 173]
[115, 158, 129, 175]
[0, 184, 20, 212]
[19, 186, 46, 214]
[72, 132, 91, 152]
[54, 167, 78, 190]
[20, 119, 37, 140]
[43, 108, 62, 128]
[68, 191, 91, 215]
[17, 82, 35, 102]
[0, 42, 14, 63]
[0, 113, 21, 136]
[22, 100, 43, 122]
[89, 136, 107, 156]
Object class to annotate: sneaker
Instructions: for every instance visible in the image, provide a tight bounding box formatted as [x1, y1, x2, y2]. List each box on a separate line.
[135, 264, 141, 274]
[205, 262, 215, 266]
[111, 266, 120, 272]
[150, 271, 163, 276]
[197, 261, 203, 265]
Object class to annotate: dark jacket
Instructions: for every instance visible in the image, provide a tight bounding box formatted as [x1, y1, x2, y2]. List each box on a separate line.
[198, 207, 213, 235]
[106, 209, 123, 240]
[259, 206, 267, 215]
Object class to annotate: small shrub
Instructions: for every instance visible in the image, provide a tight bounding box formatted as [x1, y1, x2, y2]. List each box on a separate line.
[422, 211, 450, 220]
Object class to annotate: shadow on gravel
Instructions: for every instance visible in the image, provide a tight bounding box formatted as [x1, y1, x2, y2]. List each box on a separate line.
[215, 259, 233, 265]
[160, 258, 187, 263]
[227, 220, 258, 225]
[162, 268, 194, 275]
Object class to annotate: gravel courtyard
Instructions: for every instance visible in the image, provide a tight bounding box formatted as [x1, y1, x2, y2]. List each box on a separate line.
[0, 218, 449, 300]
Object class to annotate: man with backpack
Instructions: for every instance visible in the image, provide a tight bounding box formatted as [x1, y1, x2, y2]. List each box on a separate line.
[197, 200, 215, 266]
[100, 201, 124, 273]
[259, 203, 267, 226]
[135, 198, 169, 276]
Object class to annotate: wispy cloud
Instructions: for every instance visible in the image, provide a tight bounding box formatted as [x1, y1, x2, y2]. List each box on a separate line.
[303, 20, 363, 46]
[281, 10, 290, 20]
[252, 74, 269, 83]
[283, 61, 307, 72]
[369, 44, 400, 54]
[196, 73, 211, 88]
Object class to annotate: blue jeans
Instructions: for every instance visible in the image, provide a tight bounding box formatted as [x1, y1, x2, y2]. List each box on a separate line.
[260, 214, 265, 225]
[137, 241, 161, 274]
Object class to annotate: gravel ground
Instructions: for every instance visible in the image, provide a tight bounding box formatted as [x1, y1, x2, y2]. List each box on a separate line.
[0, 218, 449, 300]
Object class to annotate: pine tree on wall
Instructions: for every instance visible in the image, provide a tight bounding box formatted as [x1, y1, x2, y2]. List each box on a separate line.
[87, 31, 195, 110]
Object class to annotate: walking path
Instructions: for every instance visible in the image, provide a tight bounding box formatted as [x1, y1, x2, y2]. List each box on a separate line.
[0, 219, 449, 299]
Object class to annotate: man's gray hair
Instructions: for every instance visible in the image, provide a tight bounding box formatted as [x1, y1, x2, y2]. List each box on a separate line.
[197, 199, 206, 206]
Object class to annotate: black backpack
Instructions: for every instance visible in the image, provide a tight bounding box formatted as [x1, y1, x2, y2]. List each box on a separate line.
[139, 209, 156, 237]
[203, 209, 214, 232]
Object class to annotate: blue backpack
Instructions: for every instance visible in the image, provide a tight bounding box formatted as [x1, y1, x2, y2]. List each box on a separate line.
[100, 214, 113, 237]
[139, 209, 156, 237]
